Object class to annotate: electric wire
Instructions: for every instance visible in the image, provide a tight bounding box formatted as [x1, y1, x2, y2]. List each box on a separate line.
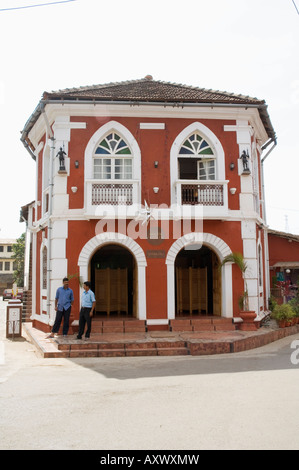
[0, 0, 76, 12]
[267, 206, 299, 213]
[292, 0, 299, 15]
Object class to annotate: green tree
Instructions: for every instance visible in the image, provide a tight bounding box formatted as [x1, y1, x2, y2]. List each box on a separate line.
[12, 233, 25, 287]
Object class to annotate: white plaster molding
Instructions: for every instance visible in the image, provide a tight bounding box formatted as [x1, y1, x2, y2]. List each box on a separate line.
[241, 219, 260, 312]
[140, 123, 165, 129]
[28, 102, 269, 150]
[52, 116, 86, 141]
[147, 319, 169, 325]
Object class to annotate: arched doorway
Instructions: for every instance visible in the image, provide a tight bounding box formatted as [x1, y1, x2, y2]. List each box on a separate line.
[90, 244, 136, 317]
[175, 245, 221, 316]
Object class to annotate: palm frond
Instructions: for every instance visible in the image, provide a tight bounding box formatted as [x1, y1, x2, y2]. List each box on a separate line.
[220, 252, 248, 274]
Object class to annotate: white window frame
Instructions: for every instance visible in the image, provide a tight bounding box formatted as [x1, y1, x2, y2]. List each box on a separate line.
[197, 158, 216, 180]
[85, 121, 141, 181]
[84, 121, 141, 213]
[171, 123, 225, 200]
[93, 131, 133, 180]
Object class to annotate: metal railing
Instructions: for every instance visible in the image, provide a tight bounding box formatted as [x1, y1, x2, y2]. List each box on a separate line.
[179, 181, 225, 206]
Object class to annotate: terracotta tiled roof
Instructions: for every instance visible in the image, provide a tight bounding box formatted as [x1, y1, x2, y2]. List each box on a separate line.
[268, 228, 299, 242]
[43, 76, 265, 105]
[21, 77, 276, 154]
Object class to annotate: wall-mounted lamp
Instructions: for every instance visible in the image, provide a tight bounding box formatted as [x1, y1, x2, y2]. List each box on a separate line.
[230, 188, 237, 195]
[230, 162, 235, 171]
[74, 160, 79, 169]
[154, 161, 159, 168]
[153, 187, 159, 193]
[71, 186, 78, 193]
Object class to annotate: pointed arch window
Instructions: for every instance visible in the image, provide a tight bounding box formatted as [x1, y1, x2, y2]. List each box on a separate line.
[42, 246, 47, 290]
[93, 132, 133, 180]
[179, 133, 216, 180]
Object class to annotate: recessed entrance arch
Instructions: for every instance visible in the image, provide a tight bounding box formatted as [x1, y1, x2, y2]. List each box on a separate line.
[175, 245, 221, 316]
[78, 233, 147, 320]
[166, 233, 233, 319]
[90, 244, 136, 317]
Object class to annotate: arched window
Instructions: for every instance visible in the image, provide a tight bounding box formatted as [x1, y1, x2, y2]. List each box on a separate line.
[42, 246, 47, 290]
[258, 243, 263, 287]
[85, 121, 141, 210]
[178, 133, 216, 180]
[93, 132, 132, 180]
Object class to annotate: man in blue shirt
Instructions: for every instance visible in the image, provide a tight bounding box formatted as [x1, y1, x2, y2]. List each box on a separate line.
[77, 281, 96, 340]
[48, 277, 74, 338]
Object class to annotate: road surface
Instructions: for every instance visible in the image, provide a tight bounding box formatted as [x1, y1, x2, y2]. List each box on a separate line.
[1, 299, 299, 450]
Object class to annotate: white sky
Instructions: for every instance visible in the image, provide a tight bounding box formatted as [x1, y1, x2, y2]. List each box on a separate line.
[0, 0, 298, 240]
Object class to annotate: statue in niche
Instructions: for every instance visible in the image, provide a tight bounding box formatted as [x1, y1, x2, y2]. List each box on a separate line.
[240, 150, 250, 173]
[57, 147, 66, 172]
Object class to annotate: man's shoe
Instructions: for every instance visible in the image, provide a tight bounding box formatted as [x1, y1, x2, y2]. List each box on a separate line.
[76, 336, 82, 340]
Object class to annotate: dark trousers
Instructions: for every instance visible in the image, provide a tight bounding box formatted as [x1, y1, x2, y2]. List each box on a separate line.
[52, 307, 71, 335]
[78, 307, 92, 338]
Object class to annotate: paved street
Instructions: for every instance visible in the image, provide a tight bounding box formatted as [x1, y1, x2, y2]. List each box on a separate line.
[1, 299, 299, 450]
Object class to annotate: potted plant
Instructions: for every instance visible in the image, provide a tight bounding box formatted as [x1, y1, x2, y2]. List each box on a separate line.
[220, 252, 257, 330]
[271, 303, 295, 328]
[268, 295, 278, 313]
[288, 281, 299, 324]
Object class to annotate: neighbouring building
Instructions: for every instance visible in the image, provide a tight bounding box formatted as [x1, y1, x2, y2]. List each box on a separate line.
[20, 76, 277, 333]
[0, 239, 16, 295]
[268, 229, 299, 304]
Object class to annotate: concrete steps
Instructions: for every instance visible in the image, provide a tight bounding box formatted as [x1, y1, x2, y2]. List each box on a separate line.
[54, 317, 235, 357]
[57, 339, 190, 358]
[170, 317, 236, 332]
[87, 319, 147, 334]
[23, 321, 299, 359]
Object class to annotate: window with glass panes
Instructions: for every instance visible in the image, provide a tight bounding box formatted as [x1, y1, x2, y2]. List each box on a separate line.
[93, 132, 132, 179]
[179, 133, 216, 180]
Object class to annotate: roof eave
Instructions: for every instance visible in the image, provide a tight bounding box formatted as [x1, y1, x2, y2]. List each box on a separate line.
[20, 97, 276, 154]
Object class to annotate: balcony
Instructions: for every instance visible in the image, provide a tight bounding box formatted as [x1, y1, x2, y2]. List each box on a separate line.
[175, 180, 228, 216]
[85, 180, 140, 217]
[92, 183, 134, 206]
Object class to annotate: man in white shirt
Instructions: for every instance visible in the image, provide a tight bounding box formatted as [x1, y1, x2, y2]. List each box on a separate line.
[76, 281, 96, 340]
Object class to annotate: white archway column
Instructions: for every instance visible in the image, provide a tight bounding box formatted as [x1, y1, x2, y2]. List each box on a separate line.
[77, 233, 147, 320]
[166, 233, 233, 319]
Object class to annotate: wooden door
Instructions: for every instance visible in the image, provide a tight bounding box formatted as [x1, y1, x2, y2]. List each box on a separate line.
[95, 268, 128, 316]
[176, 267, 207, 315]
[212, 252, 221, 316]
[198, 267, 207, 313]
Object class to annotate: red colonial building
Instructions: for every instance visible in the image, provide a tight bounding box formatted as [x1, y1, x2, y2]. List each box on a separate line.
[20, 76, 277, 333]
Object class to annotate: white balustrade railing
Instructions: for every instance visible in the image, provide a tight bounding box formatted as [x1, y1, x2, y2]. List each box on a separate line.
[92, 183, 133, 205]
[86, 180, 139, 213]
